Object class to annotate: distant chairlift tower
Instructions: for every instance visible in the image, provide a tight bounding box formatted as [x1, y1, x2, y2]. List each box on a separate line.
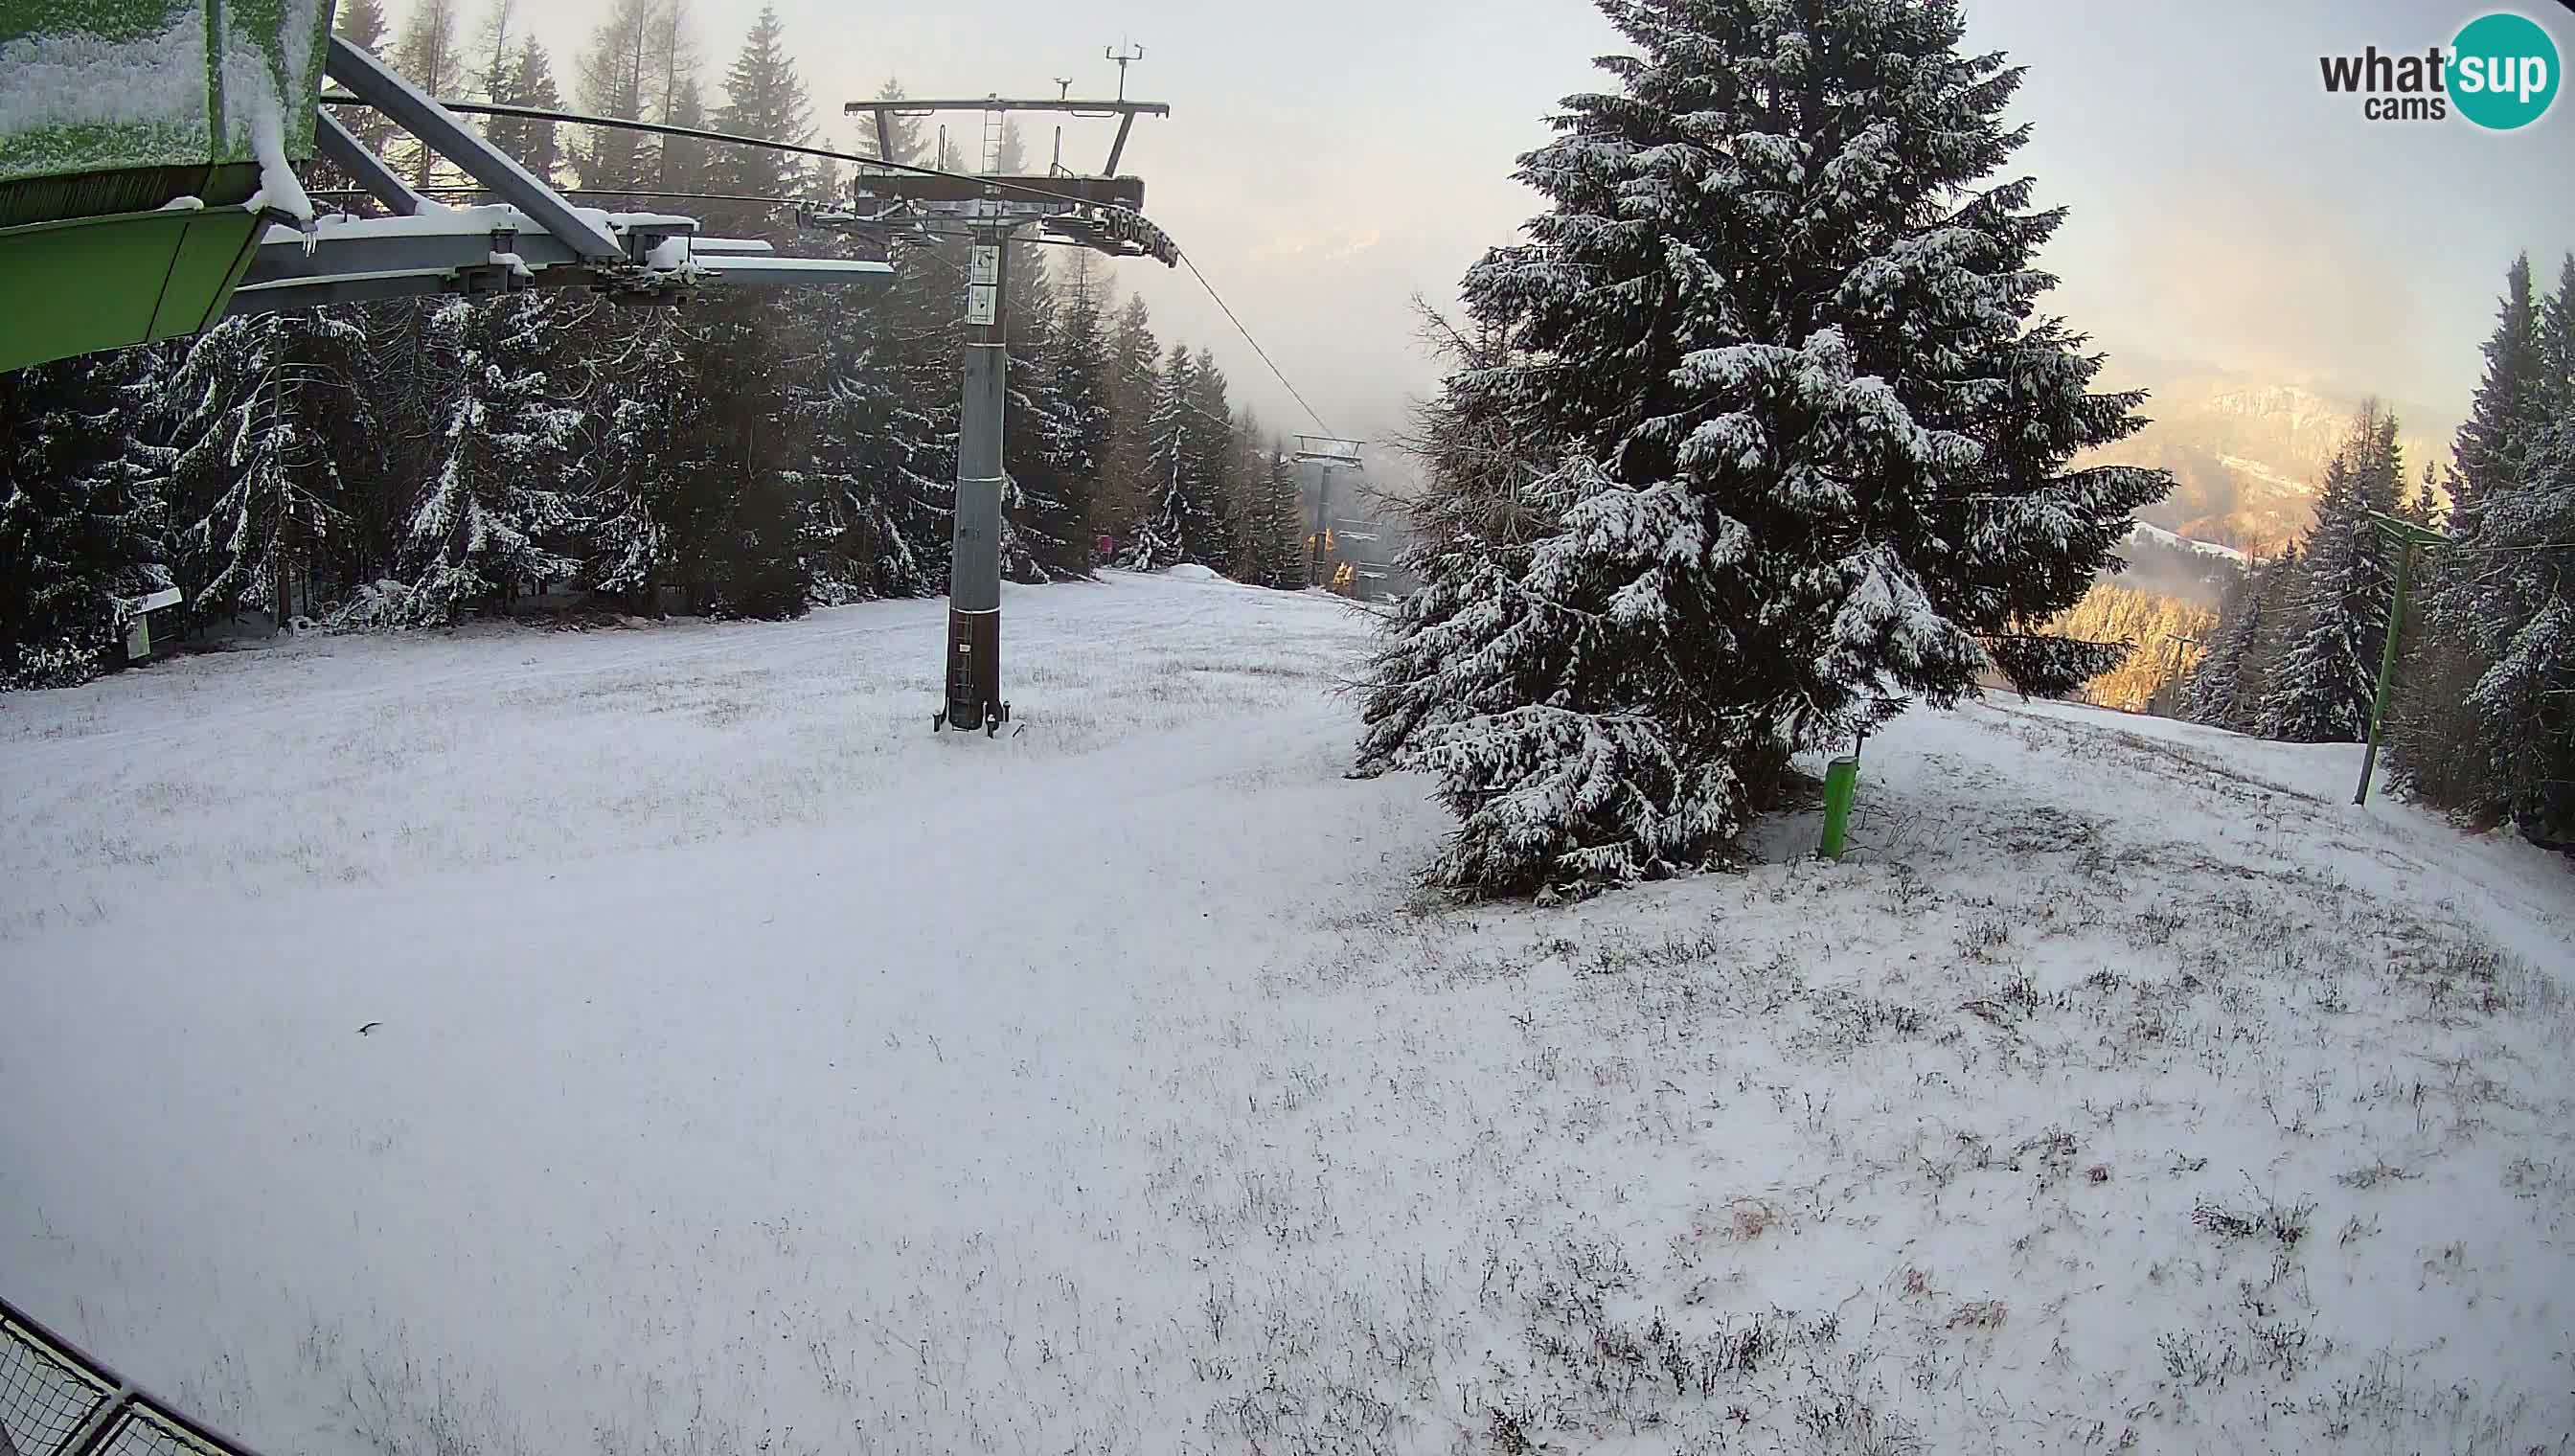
[1294, 436, 1365, 590]
[821, 75, 1175, 737]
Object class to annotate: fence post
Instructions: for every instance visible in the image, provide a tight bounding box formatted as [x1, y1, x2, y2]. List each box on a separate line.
[1819, 756, 1860, 860]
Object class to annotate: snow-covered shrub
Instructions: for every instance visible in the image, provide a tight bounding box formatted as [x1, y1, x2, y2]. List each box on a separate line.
[2, 637, 107, 692]
[316, 580, 435, 633]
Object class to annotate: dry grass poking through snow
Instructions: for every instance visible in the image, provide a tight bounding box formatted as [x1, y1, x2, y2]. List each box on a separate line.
[1200, 699, 2575, 1455]
[2, 576, 2569, 1455]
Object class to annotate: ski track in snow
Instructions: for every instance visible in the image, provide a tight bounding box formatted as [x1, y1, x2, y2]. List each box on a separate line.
[2, 571, 2569, 1456]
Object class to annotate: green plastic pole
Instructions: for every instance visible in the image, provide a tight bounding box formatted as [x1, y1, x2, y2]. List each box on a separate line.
[1819, 755, 1860, 860]
[2356, 542, 2412, 808]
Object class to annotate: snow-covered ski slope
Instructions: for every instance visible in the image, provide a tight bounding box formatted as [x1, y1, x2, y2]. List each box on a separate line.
[3, 571, 2569, 1456]
[2129, 518, 2251, 565]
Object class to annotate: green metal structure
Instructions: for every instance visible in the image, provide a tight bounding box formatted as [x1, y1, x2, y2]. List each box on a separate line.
[1, 0, 334, 373]
[2354, 511, 2450, 808]
[1819, 754, 1860, 860]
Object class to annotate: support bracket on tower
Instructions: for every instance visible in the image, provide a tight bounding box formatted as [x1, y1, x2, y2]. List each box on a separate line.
[832, 90, 1176, 266]
[324, 35, 624, 262]
[289, 46, 893, 317]
[313, 110, 429, 218]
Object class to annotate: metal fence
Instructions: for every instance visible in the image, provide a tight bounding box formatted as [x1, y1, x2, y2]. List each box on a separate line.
[2, 1295, 261, 1456]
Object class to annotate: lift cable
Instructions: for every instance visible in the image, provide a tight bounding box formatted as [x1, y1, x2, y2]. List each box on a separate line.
[316, 95, 1336, 436]
[304, 186, 1148, 253]
[1174, 248, 1334, 436]
[307, 185, 828, 209]
[317, 94, 1133, 216]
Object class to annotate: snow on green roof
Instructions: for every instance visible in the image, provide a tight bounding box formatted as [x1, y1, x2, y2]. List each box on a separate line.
[0, 0, 330, 188]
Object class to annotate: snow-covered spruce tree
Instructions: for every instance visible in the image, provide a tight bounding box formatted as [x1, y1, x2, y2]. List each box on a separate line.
[2183, 556, 2272, 732]
[0, 348, 172, 688]
[336, 296, 458, 589]
[404, 294, 583, 625]
[1250, 441, 1310, 588]
[2389, 257, 2548, 815]
[166, 311, 368, 626]
[1355, 0, 2168, 894]
[1124, 343, 1202, 571]
[2382, 453, 2478, 811]
[672, 292, 816, 619]
[1099, 293, 1162, 546]
[2235, 542, 2304, 710]
[2260, 405, 2403, 743]
[558, 306, 688, 610]
[997, 238, 1091, 581]
[390, 0, 466, 191]
[621, 9, 832, 618]
[1181, 349, 1240, 573]
[486, 38, 566, 183]
[2454, 259, 2575, 842]
[2445, 255, 2547, 570]
[1357, 304, 1579, 785]
[986, 134, 1096, 580]
[569, 5, 647, 191]
[1219, 408, 1284, 582]
[581, 398, 676, 607]
[2404, 460, 2445, 530]
[793, 239, 958, 601]
[1050, 253, 1115, 548]
[703, 2, 809, 229]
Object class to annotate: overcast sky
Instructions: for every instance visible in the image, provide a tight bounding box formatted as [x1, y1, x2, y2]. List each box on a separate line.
[503, 0, 2574, 441]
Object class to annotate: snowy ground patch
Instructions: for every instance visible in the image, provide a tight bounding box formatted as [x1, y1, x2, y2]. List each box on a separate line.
[2, 574, 2568, 1455]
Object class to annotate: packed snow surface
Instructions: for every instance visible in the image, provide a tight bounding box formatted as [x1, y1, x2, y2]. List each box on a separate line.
[2, 573, 2568, 1455]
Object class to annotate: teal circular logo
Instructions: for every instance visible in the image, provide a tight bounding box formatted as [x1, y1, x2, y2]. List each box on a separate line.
[2450, 11, 2561, 129]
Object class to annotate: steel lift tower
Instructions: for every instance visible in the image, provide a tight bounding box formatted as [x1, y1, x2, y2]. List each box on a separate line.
[823, 75, 1176, 737]
[1294, 436, 1366, 589]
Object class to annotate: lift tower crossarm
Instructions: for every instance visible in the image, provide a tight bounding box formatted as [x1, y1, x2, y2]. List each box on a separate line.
[842, 99, 1171, 117]
[324, 37, 625, 262]
[840, 98, 1169, 176]
[229, 206, 889, 316]
[844, 173, 1144, 209]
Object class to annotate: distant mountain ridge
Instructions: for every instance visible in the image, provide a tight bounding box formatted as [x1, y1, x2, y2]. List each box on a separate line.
[2083, 359, 2460, 556]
